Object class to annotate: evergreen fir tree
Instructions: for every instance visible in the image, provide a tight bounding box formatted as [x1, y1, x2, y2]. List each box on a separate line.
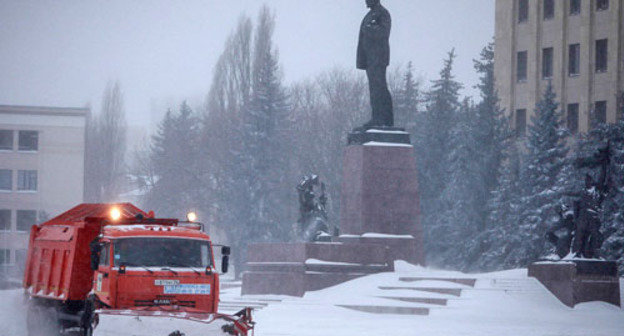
[464, 41, 516, 271]
[435, 99, 485, 269]
[475, 142, 523, 271]
[394, 62, 420, 134]
[245, 5, 291, 242]
[507, 82, 570, 267]
[144, 101, 201, 217]
[414, 49, 463, 264]
[473, 41, 511, 227]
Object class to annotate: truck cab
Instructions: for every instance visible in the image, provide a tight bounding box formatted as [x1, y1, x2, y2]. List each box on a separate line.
[92, 223, 227, 313]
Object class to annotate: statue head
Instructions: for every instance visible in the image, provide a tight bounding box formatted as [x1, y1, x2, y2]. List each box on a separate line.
[585, 174, 594, 189]
[366, 0, 380, 8]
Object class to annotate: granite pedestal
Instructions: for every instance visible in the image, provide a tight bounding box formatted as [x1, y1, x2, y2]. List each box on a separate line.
[528, 260, 621, 307]
[340, 131, 425, 265]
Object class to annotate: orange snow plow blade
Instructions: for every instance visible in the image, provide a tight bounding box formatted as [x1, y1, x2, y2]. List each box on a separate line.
[97, 307, 255, 336]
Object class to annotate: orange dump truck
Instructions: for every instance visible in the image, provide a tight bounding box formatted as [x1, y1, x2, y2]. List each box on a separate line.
[23, 203, 253, 336]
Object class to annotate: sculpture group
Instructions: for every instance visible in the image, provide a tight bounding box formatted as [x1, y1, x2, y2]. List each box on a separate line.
[296, 175, 330, 242]
[547, 142, 612, 259]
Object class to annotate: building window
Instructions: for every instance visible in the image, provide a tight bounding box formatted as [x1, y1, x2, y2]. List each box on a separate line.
[543, 0, 555, 20]
[0, 130, 13, 150]
[570, 0, 581, 15]
[517, 51, 528, 82]
[596, 0, 609, 11]
[518, 0, 529, 23]
[516, 109, 527, 136]
[15, 249, 27, 269]
[18, 131, 38, 151]
[595, 39, 608, 73]
[16, 210, 36, 232]
[567, 104, 579, 134]
[0, 249, 9, 265]
[0, 210, 10, 231]
[593, 101, 607, 125]
[17, 170, 37, 191]
[0, 170, 11, 191]
[542, 47, 554, 79]
[569, 44, 580, 76]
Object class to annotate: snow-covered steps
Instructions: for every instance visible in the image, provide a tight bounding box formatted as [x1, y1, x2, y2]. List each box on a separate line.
[398, 277, 477, 287]
[485, 277, 545, 293]
[376, 296, 448, 306]
[378, 286, 463, 296]
[220, 281, 242, 290]
[336, 304, 430, 315]
[325, 273, 475, 315]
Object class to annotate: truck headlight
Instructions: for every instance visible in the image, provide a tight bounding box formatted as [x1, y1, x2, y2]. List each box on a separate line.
[187, 212, 198, 222]
[110, 207, 122, 221]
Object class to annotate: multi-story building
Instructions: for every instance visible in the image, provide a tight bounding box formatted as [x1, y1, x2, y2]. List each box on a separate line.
[0, 105, 87, 285]
[495, 0, 623, 135]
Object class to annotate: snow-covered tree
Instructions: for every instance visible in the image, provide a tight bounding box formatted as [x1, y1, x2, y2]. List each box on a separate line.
[508, 82, 571, 267]
[201, 6, 294, 276]
[414, 50, 463, 264]
[473, 42, 511, 219]
[434, 99, 485, 268]
[475, 142, 523, 271]
[85, 81, 127, 202]
[244, 5, 292, 242]
[572, 122, 624, 272]
[142, 102, 202, 217]
[394, 62, 420, 135]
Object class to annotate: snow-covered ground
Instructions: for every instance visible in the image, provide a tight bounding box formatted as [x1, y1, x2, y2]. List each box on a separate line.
[2, 262, 623, 336]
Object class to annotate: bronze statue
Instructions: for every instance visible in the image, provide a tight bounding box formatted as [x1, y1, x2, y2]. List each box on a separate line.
[547, 142, 612, 259]
[357, 0, 393, 129]
[296, 175, 330, 242]
[546, 204, 575, 258]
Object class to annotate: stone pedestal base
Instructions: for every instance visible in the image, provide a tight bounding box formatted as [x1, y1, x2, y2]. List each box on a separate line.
[242, 242, 392, 297]
[340, 143, 425, 265]
[528, 260, 620, 307]
[337, 234, 423, 266]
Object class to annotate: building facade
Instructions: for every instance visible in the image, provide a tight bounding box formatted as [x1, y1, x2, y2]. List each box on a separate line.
[0, 105, 87, 284]
[495, 0, 623, 135]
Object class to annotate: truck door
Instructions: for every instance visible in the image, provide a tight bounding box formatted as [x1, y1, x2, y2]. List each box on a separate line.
[94, 243, 112, 305]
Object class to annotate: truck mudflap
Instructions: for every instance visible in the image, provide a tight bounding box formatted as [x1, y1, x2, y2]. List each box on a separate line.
[96, 307, 255, 336]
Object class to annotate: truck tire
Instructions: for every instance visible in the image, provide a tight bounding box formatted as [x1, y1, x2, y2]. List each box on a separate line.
[27, 301, 61, 336]
[81, 297, 98, 336]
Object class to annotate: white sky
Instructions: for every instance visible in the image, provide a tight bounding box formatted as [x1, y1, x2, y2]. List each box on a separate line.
[0, 0, 494, 128]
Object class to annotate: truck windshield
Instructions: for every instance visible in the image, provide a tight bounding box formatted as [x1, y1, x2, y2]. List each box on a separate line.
[113, 238, 212, 268]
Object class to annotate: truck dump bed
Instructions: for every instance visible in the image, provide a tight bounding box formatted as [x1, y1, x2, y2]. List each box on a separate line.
[23, 203, 146, 301]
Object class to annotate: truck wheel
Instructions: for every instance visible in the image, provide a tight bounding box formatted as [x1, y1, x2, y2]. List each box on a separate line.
[82, 314, 98, 336]
[81, 297, 98, 336]
[27, 302, 61, 336]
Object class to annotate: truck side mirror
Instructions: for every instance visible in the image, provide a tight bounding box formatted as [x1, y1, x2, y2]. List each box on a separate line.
[221, 255, 229, 274]
[221, 246, 230, 256]
[90, 242, 101, 271]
